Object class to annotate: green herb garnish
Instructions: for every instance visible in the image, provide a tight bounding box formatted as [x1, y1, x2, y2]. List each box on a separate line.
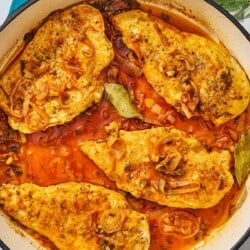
[214, 0, 250, 20]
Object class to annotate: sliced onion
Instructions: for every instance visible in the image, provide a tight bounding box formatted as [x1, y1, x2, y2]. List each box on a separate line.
[64, 63, 83, 75]
[25, 102, 50, 131]
[110, 139, 126, 160]
[155, 148, 182, 174]
[116, 54, 143, 77]
[22, 94, 32, 117]
[9, 80, 24, 119]
[81, 37, 95, 58]
[98, 208, 126, 234]
[166, 181, 200, 194]
[160, 211, 200, 239]
[181, 102, 194, 119]
[107, 65, 119, 82]
[176, 55, 196, 71]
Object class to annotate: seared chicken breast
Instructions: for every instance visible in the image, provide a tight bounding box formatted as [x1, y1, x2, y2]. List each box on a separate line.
[0, 4, 114, 133]
[0, 182, 150, 250]
[80, 124, 233, 208]
[112, 10, 250, 126]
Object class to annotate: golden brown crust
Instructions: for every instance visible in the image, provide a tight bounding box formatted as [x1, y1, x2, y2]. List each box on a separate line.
[0, 182, 150, 250]
[113, 10, 250, 126]
[80, 125, 234, 208]
[0, 4, 114, 133]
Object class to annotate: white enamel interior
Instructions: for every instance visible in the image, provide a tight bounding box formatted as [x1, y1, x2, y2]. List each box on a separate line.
[0, 0, 12, 26]
[0, 0, 249, 249]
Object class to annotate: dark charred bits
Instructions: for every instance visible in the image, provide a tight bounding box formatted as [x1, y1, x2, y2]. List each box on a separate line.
[0, 110, 20, 142]
[220, 69, 232, 91]
[7, 142, 20, 153]
[23, 30, 35, 43]
[20, 60, 26, 76]
[5, 164, 23, 177]
[161, 12, 170, 22]
[92, 0, 139, 15]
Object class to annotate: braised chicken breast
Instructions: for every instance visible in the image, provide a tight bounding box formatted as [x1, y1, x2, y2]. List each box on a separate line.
[80, 124, 233, 208]
[0, 182, 150, 250]
[0, 4, 114, 133]
[112, 10, 250, 126]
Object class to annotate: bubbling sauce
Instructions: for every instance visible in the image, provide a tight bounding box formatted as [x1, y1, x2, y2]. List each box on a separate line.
[0, 1, 249, 249]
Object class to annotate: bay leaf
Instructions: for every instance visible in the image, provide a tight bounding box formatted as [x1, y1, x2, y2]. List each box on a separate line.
[104, 83, 142, 119]
[234, 131, 250, 185]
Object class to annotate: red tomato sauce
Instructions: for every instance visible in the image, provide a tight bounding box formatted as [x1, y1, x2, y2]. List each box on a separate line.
[1, 80, 247, 249]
